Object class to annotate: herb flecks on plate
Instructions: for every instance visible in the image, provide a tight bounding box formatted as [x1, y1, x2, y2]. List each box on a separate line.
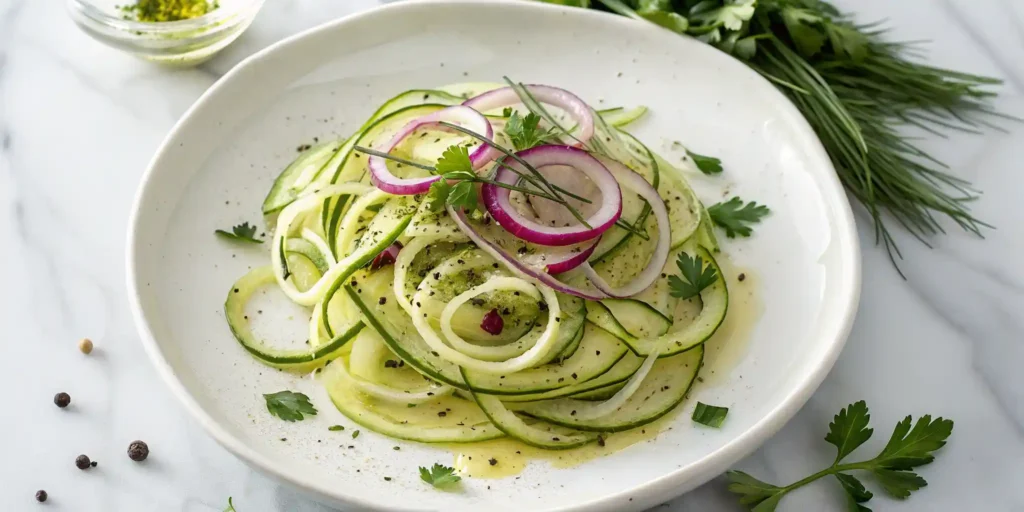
[726, 401, 953, 511]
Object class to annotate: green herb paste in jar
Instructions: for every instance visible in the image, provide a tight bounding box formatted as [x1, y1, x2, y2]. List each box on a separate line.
[118, 0, 220, 22]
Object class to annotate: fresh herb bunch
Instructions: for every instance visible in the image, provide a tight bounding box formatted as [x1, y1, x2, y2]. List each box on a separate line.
[543, 0, 1009, 272]
[727, 401, 953, 511]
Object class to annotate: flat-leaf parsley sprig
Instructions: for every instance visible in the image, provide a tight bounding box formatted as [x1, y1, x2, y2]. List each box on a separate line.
[419, 463, 462, 489]
[726, 401, 953, 511]
[215, 222, 263, 244]
[708, 197, 770, 238]
[669, 252, 718, 300]
[263, 390, 317, 422]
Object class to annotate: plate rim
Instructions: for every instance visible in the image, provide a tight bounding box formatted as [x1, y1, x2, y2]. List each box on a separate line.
[125, 1, 862, 510]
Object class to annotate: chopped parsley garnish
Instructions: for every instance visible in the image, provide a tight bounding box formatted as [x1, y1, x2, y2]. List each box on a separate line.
[691, 402, 729, 428]
[707, 197, 770, 238]
[328, 425, 345, 432]
[263, 390, 317, 422]
[215, 222, 262, 244]
[419, 463, 461, 489]
[435, 144, 473, 175]
[425, 145, 480, 213]
[727, 401, 953, 511]
[503, 110, 557, 150]
[668, 252, 718, 300]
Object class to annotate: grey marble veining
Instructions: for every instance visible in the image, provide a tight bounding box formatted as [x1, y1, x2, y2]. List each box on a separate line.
[1, 0, 1023, 510]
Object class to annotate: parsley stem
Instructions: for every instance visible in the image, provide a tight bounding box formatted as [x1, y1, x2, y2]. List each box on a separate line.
[779, 461, 878, 494]
[352, 146, 437, 172]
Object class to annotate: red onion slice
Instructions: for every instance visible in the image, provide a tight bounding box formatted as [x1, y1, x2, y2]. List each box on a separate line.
[463, 85, 595, 145]
[542, 239, 598, 274]
[581, 159, 670, 298]
[469, 211, 599, 274]
[448, 205, 607, 301]
[368, 106, 499, 195]
[481, 145, 622, 246]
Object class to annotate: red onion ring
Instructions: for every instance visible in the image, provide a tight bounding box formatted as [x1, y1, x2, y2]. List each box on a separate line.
[368, 106, 499, 195]
[481, 145, 622, 246]
[581, 159, 670, 298]
[448, 205, 607, 300]
[463, 85, 595, 145]
[542, 239, 598, 274]
[470, 211, 599, 273]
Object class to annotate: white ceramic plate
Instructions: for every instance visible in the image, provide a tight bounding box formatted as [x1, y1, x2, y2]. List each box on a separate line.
[126, 1, 860, 510]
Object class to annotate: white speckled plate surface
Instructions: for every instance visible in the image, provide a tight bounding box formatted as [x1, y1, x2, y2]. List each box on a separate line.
[126, 1, 860, 510]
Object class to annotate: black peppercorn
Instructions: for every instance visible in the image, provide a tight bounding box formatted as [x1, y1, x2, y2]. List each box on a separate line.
[127, 440, 149, 462]
[35, 490, 47, 502]
[75, 454, 91, 469]
[54, 392, 71, 408]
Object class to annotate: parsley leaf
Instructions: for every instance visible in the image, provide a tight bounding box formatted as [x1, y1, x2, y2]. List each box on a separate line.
[447, 181, 478, 212]
[692, 402, 729, 428]
[725, 401, 953, 511]
[435, 144, 473, 175]
[708, 197, 770, 238]
[873, 469, 927, 499]
[668, 252, 718, 300]
[686, 149, 723, 175]
[426, 179, 451, 212]
[826, 400, 873, 463]
[636, 0, 689, 33]
[781, 7, 827, 58]
[215, 222, 263, 244]
[224, 497, 237, 512]
[263, 390, 317, 422]
[874, 414, 953, 470]
[419, 463, 462, 489]
[689, 0, 756, 32]
[430, 145, 482, 212]
[725, 471, 784, 510]
[504, 111, 555, 150]
[835, 473, 872, 504]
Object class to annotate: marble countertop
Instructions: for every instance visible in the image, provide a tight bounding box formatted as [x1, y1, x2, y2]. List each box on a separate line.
[2, 0, 1023, 510]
